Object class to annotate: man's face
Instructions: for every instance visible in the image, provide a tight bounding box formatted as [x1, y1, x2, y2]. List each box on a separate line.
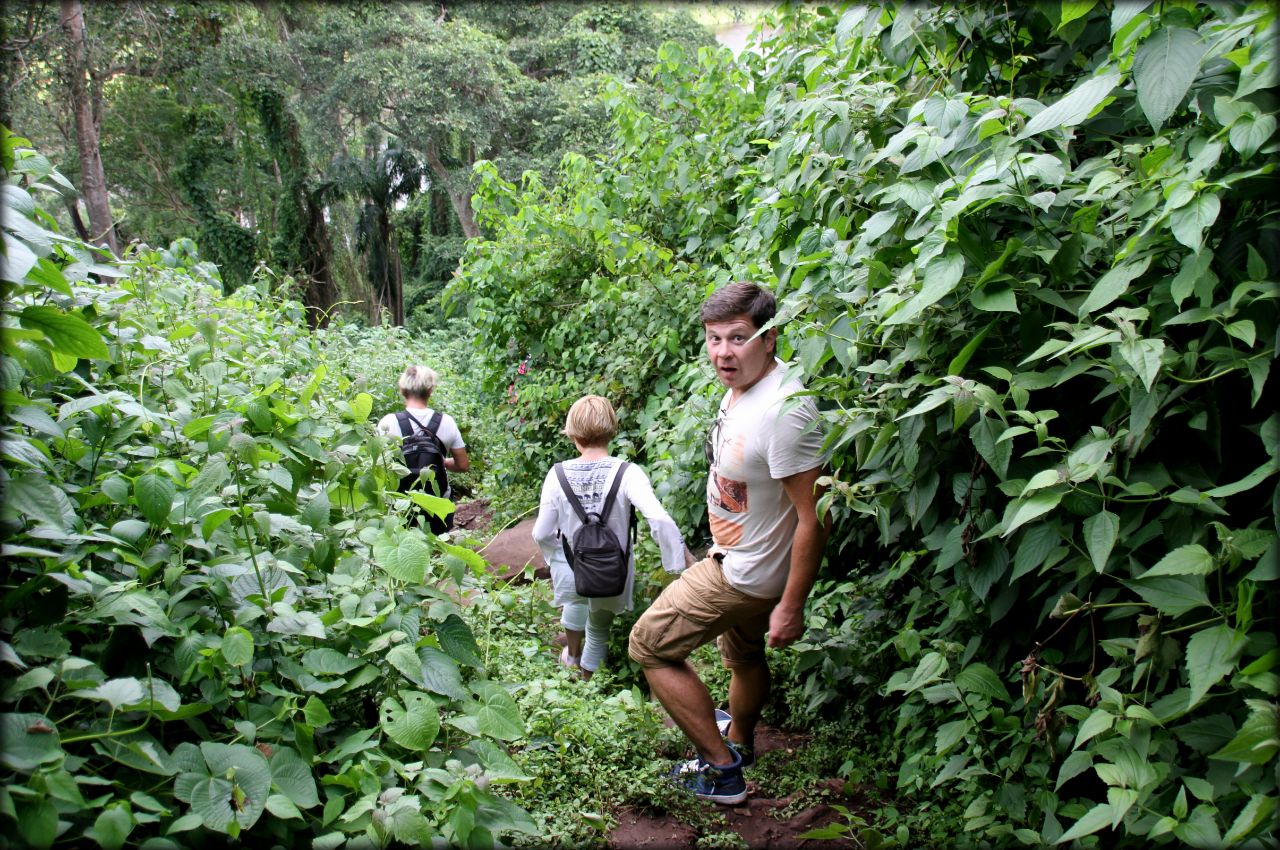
[704, 315, 776, 394]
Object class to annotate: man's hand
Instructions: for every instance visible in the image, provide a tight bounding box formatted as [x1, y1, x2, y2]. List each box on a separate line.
[767, 602, 805, 648]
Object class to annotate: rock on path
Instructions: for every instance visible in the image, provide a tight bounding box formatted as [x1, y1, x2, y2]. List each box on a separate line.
[475, 516, 548, 583]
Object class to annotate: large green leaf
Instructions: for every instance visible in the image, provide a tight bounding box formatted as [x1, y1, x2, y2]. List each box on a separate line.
[408, 491, 453, 520]
[436, 614, 484, 669]
[381, 690, 441, 751]
[883, 252, 965, 326]
[1142, 544, 1213, 578]
[387, 644, 429, 689]
[1227, 111, 1276, 159]
[418, 647, 468, 700]
[449, 681, 525, 741]
[350, 392, 373, 423]
[17, 305, 110, 359]
[199, 742, 271, 830]
[1056, 801, 1113, 843]
[74, 677, 146, 710]
[0, 713, 62, 771]
[1209, 704, 1280, 766]
[1185, 625, 1246, 707]
[2, 473, 75, 531]
[302, 648, 360, 676]
[1019, 72, 1120, 138]
[1122, 574, 1211, 617]
[1000, 490, 1064, 538]
[188, 777, 236, 832]
[1133, 25, 1207, 131]
[269, 746, 319, 809]
[1169, 193, 1220, 251]
[374, 533, 430, 584]
[466, 738, 532, 784]
[1223, 793, 1278, 844]
[1078, 256, 1151, 316]
[220, 627, 254, 668]
[887, 652, 949, 695]
[85, 805, 133, 850]
[134, 473, 176, 527]
[1083, 511, 1119, 573]
[953, 663, 1011, 703]
[15, 799, 58, 849]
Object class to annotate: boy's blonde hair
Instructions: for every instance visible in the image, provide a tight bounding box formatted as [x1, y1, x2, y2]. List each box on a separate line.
[398, 365, 438, 400]
[563, 395, 617, 447]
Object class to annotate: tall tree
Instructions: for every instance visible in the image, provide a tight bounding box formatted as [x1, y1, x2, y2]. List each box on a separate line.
[322, 7, 521, 240]
[58, 0, 117, 255]
[251, 87, 339, 327]
[319, 140, 426, 324]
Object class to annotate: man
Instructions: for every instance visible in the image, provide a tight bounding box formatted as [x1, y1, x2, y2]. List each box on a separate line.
[628, 281, 829, 805]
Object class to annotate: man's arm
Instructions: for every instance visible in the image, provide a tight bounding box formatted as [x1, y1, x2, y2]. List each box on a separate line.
[445, 447, 470, 473]
[769, 465, 831, 648]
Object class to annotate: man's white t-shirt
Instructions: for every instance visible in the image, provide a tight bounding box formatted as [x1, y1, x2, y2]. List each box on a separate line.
[376, 407, 466, 499]
[706, 360, 823, 599]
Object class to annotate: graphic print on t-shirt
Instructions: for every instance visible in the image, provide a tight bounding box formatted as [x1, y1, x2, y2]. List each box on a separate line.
[707, 432, 747, 546]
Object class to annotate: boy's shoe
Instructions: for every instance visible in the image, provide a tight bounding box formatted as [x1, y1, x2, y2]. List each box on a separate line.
[670, 748, 747, 805]
[714, 708, 732, 736]
[559, 646, 580, 668]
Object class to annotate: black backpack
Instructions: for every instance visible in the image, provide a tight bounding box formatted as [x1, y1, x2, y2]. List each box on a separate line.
[395, 410, 448, 496]
[554, 461, 635, 598]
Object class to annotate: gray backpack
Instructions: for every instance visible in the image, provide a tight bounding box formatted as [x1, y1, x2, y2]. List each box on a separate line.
[554, 462, 634, 598]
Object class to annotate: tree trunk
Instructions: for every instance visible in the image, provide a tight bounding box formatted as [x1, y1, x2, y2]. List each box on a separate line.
[424, 141, 479, 239]
[59, 0, 118, 256]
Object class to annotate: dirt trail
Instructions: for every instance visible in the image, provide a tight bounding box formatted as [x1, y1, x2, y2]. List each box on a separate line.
[456, 500, 862, 849]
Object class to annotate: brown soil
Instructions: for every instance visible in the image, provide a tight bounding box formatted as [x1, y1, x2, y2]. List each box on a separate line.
[607, 724, 862, 849]
[459, 500, 864, 849]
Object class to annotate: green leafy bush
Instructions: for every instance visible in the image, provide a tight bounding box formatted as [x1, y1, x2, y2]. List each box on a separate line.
[1, 129, 536, 849]
[447, 2, 1279, 846]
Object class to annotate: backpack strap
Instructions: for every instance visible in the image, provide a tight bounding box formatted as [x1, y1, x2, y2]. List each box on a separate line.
[553, 463, 589, 522]
[425, 410, 443, 436]
[599, 461, 629, 524]
[395, 410, 421, 437]
[554, 462, 587, 566]
[602, 462, 632, 559]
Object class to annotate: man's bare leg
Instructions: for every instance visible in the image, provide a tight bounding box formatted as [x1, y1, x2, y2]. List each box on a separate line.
[643, 661, 734, 765]
[726, 659, 769, 747]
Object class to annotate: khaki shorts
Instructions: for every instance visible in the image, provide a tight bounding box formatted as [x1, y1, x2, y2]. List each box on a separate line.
[628, 557, 779, 669]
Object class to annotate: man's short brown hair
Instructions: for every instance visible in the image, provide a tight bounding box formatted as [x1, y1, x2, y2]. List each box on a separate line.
[699, 281, 776, 329]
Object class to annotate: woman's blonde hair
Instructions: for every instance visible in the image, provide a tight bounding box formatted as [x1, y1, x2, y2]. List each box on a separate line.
[563, 395, 617, 447]
[398, 365, 438, 400]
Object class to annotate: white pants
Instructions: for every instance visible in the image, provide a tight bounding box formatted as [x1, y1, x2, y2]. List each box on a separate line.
[560, 604, 616, 672]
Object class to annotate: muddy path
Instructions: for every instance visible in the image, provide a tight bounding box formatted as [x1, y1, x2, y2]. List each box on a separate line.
[456, 500, 865, 849]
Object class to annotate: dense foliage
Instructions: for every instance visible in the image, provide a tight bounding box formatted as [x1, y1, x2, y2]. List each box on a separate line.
[451, 2, 1278, 846]
[1, 1, 716, 328]
[1, 132, 545, 849]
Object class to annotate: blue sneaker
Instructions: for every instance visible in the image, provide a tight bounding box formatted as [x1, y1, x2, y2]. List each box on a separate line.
[672, 747, 747, 805]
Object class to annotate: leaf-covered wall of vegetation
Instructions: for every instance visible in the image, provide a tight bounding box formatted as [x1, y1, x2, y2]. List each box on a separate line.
[451, 2, 1278, 846]
[1, 131, 549, 848]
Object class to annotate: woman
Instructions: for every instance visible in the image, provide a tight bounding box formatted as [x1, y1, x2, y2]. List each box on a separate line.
[532, 395, 692, 678]
[377, 365, 470, 534]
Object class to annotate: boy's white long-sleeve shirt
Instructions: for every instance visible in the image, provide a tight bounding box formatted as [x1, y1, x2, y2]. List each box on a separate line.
[532, 457, 686, 610]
